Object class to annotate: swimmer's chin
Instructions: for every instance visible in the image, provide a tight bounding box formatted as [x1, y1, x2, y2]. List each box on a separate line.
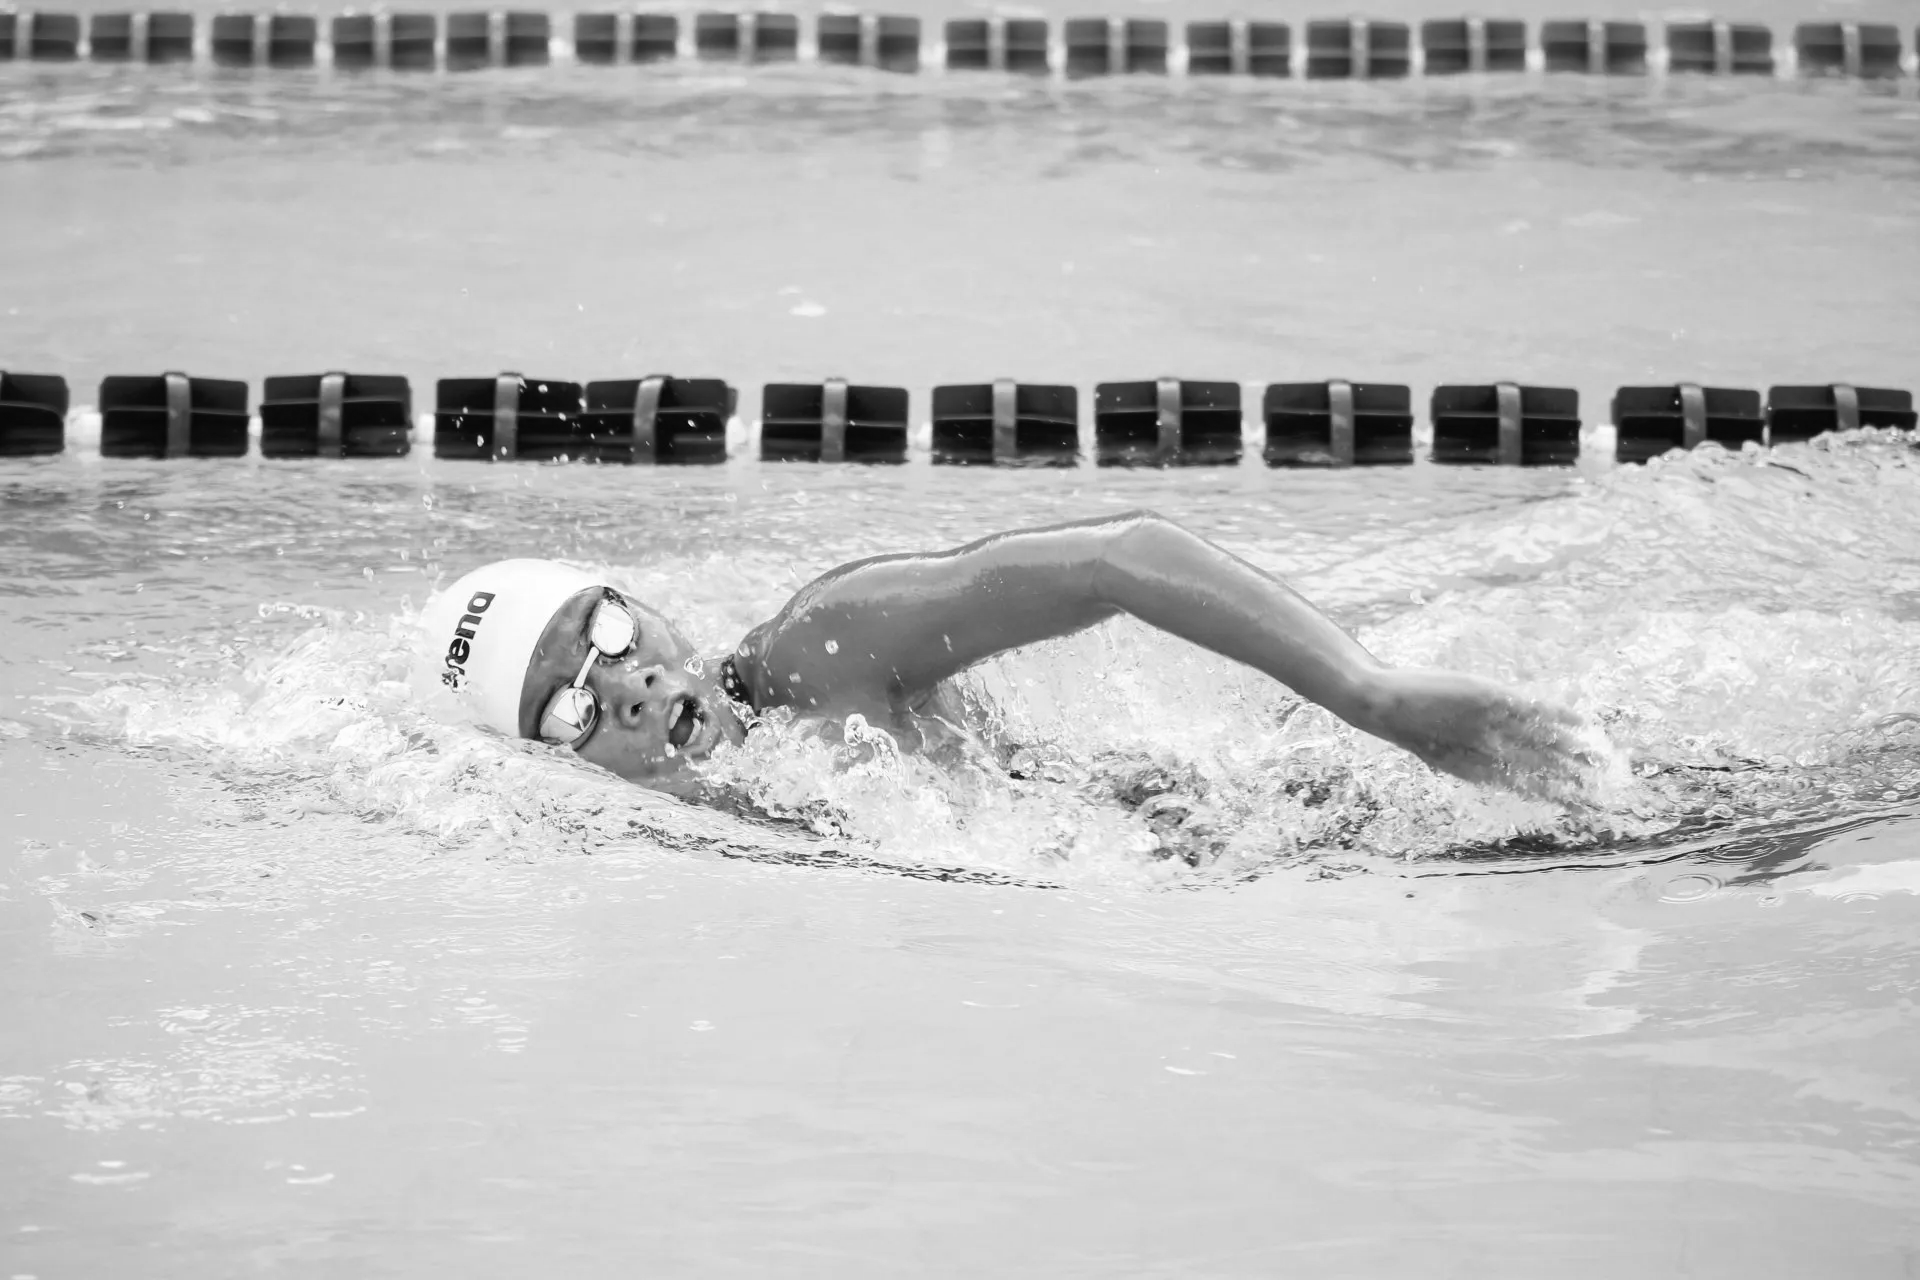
[562, 746, 716, 798]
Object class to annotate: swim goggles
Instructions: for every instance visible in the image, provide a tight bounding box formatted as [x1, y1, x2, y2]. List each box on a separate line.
[538, 589, 639, 748]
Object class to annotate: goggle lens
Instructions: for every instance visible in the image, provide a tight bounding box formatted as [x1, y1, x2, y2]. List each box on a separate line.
[537, 593, 641, 749]
[540, 685, 599, 747]
[587, 601, 638, 657]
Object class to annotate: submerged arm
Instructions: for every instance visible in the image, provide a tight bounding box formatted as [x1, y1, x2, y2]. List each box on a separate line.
[733, 511, 1597, 796]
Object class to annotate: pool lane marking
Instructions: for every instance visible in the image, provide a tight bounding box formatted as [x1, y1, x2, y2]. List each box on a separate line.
[820, 377, 849, 464]
[1155, 377, 1181, 463]
[317, 372, 346, 457]
[1495, 381, 1523, 467]
[1227, 18, 1250, 76]
[1680, 382, 1707, 450]
[1328, 379, 1357, 467]
[611, 11, 632, 66]
[1833, 383, 1861, 434]
[164, 371, 191, 458]
[491, 373, 518, 461]
[631, 374, 665, 463]
[990, 378, 1018, 462]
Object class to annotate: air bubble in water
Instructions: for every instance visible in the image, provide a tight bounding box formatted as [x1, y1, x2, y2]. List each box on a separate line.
[1660, 872, 1722, 903]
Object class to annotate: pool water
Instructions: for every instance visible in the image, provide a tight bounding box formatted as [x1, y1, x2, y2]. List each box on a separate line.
[5, 30, 1920, 1278]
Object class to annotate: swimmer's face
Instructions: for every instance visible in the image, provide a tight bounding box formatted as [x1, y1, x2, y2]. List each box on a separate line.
[518, 586, 746, 784]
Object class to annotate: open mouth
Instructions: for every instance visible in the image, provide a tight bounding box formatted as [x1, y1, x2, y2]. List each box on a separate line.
[665, 694, 704, 751]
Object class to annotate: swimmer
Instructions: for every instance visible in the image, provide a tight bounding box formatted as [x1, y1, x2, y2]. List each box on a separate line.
[416, 511, 1600, 800]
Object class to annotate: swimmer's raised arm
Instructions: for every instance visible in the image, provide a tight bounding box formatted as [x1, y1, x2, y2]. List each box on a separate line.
[733, 511, 1599, 798]
[735, 512, 1375, 720]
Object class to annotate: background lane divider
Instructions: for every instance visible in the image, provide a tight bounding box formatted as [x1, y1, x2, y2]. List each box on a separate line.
[1058, 16, 1168, 76]
[261, 373, 412, 457]
[925, 380, 1078, 464]
[1536, 19, 1649, 74]
[1796, 22, 1905, 77]
[579, 376, 731, 463]
[1429, 383, 1580, 466]
[330, 12, 439, 70]
[273, 14, 318, 67]
[1613, 384, 1764, 463]
[863, 14, 921, 72]
[1768, 385, 1916, 443]
[1421, 17, 1527, 73]
[0, 371, 68, 457]
[1184, 19, 1291, 76]
[943, 16, 1048, 73]
[1667, 18, 1776, 74]
[1256, 378, 1422, 468]
[761, 380, 908, 463]
[8, 373, 1916, 464]
[208, 12, 248, 65]
[95, 372, 247, 458]
[1, 11, 1914, 78]
[1093, 379, 1242, 467]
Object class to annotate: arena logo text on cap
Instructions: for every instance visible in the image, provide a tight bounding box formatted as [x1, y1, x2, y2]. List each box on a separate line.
[441, 590, 496, 689]
[413, 558, 607, 737]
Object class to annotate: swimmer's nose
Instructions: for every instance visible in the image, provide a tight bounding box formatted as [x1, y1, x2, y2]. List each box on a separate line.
[604, 664, 694, 727]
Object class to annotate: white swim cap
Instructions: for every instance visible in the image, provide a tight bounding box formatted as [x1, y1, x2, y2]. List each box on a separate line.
[413, 559, 605, 737]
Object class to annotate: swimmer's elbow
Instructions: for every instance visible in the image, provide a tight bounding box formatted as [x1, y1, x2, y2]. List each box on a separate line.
[1090, 510, 1190, 604]
[1107, 508, 1174, 534]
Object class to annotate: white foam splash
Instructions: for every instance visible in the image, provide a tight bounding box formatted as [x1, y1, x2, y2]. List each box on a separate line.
[46, 432, 1920, 885]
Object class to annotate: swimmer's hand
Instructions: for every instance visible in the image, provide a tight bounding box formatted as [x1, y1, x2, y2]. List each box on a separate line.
[1365, 668, 1605, 802]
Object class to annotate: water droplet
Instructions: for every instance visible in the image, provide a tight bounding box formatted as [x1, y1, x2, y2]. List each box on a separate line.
[1659, 872, 1721, 903]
